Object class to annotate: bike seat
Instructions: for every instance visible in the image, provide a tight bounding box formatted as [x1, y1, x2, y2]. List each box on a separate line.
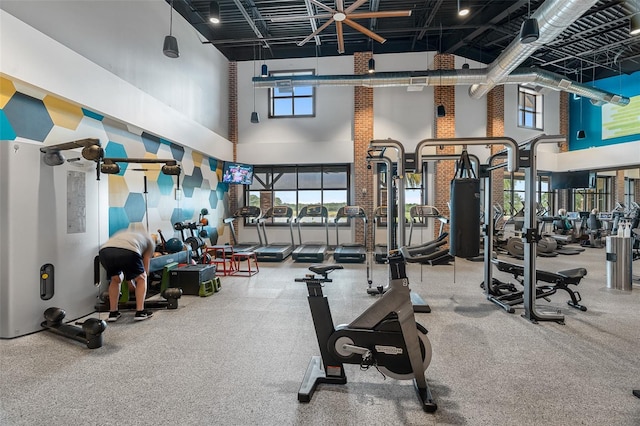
[309, 264, 344, 275]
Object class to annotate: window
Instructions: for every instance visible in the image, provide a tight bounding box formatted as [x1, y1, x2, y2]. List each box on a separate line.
[376, 162, 427, 223]
[571, 176, 611, 212]
[248, 165, 349, 224]
[517, 86, 543, 130]
[269, 70, 315, 118]
[503, 172, 552, 218]
[624, 178, 636, 207]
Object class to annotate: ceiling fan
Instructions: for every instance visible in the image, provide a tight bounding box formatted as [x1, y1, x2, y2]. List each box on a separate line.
[270, 0, 412, 54]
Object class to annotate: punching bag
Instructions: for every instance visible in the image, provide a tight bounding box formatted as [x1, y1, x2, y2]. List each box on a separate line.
[449, 150, 481, 258]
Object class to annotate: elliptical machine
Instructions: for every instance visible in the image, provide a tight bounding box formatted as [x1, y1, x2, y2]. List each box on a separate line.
[296, 251, 437, 412]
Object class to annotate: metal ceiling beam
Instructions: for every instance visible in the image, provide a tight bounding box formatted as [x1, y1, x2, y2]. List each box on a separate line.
[445, 0, 530, 54]
[469, 0, 600, 100]
[414, 0, 444, 43]
[232, 0, 270, 48]
[304, 0, 322, 46]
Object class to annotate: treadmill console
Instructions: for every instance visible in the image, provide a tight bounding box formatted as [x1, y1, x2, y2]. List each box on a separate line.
[566, 212, 579, 220]
[598, 212, 613, 220]
[344, 206, 363, 217]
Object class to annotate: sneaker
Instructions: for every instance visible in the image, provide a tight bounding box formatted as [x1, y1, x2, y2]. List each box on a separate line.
[107, 311, 121, 322]
[134, 310, 153, 321]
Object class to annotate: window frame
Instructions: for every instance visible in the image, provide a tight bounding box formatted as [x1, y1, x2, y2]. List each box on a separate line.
[268, 69, 316, 119]
[517, 85, 543, 130]
[246, 164, 350, 226]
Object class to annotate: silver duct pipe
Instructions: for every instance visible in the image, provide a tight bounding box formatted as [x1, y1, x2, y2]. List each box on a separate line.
[468, 0, 599, 100]
[253, 67, 629, 106]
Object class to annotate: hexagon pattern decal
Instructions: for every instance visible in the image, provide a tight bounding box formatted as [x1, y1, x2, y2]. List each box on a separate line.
[1, 77, 228, 240]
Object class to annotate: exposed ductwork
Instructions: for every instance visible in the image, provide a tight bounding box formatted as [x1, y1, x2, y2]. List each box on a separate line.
[467, 0, 599, 100]
[253, 0, 632, 106]
[252, 67, 630, 106]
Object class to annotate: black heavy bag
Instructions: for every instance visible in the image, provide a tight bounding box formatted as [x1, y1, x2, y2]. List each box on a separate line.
[449, 150, 481, 258]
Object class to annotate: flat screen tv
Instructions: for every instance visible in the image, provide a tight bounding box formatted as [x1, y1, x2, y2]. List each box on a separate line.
[550, 171, 593, 190]
[222, 162, 254, 185]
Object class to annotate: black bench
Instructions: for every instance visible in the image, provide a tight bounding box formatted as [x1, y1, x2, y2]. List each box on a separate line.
[487, 259, 587, 312]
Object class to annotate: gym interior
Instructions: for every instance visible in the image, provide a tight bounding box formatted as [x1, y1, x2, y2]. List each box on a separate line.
[1, 1, 639, 425]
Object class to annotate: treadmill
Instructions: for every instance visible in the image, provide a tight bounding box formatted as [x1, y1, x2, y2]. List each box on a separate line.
[223, 206, 262, 253]
[333, 206, 367, 263]
[291, 205, 329, 262]
[254, 206, 295, 262]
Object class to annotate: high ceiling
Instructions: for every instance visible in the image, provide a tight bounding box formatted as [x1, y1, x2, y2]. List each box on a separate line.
[171, 0, 640, 83]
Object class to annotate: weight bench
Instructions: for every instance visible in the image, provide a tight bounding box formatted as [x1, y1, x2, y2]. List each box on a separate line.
[489, 259, 587, 312]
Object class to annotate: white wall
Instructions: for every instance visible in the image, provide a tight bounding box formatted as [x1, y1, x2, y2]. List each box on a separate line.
[0, 4, 232, 160]
[237, 56, 355, 165]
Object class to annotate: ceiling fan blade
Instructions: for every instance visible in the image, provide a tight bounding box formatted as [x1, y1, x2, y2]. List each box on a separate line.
[336, 0, 344, 12]
[271, 13, 332, 23]
[298, 18, 335, 46]
[309, 0, 336, 14]
[336, 21, 345, 54]
[347, 10, 412, 20]
[345, 0, 369, 14]
[343, 18, 386, 44]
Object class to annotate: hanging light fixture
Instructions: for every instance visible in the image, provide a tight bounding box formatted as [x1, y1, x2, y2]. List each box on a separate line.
[519, 0, 539, 44]
[163, 0, 179, 58]
[631, 14, 640, 35]
[457, 0, 470, 16]
[209, 1, 220, 24]
[251, 45, 260, 123]
[367, 58, 376, 74]
[436, 70, 446, 117]
[576, 63, 586, 140]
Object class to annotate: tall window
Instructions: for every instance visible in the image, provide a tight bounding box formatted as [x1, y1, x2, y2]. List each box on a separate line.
[269, 70, 315, 118]
[247, 165, 348, 223]
[517, 85, 543, 130]
[376, 163, 427, 222]
[571, 176, 611, 212]
[624, 178, 636, 207]
[503, 172, 551, 217]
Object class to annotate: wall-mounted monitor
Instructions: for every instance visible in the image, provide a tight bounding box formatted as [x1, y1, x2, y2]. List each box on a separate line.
[550, 171, 593, 190]
[222, 162, 254, 185]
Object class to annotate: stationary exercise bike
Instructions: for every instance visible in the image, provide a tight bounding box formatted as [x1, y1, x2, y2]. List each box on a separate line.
[296, 251, 437, 412]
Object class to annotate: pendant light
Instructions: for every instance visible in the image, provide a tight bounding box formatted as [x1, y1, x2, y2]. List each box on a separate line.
[209, 1, 220, 24]
[251, 45, 260, 123]
[576, 62, 586, 140]
[436, 27, 445, 117]
[163, 0, 179, 58]
[520, 0, 539, 44]
[457, 0, 469, 17]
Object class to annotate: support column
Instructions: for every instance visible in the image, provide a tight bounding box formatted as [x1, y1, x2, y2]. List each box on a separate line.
[487, 86, 505, 219]
[433, 53, 455, 240]
[354, 52, 374, 250]
[228, 61, 239, 236]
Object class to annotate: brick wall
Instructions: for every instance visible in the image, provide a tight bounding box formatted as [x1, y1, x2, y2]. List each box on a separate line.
[487, 86, 505, 219]
[354, 52, 374, 250]
[433, 53, 455, 240]
[559, 92, 569, 152]
[616, 170, 625, 203]
[228, 61, 239, 234]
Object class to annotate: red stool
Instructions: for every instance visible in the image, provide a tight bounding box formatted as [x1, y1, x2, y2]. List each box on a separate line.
[206, 245, 235, 276]
[231, 252, 259, 276]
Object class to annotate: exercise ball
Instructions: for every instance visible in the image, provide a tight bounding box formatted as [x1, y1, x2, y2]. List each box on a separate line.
[165, 238, 185, 253]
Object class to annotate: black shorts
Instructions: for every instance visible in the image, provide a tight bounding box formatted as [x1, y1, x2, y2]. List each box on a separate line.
[99, 247, 145, 281]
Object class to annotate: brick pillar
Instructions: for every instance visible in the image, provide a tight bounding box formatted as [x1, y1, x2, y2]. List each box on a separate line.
[635, 170, 640, 202]
[616, 170, 625, 204]
[354, 52, 374, 250]
[559, 92, 569, 152]
[228, 61, 239, 236]
[487, 86, 505, 220]
[433, 53, 455, 240]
